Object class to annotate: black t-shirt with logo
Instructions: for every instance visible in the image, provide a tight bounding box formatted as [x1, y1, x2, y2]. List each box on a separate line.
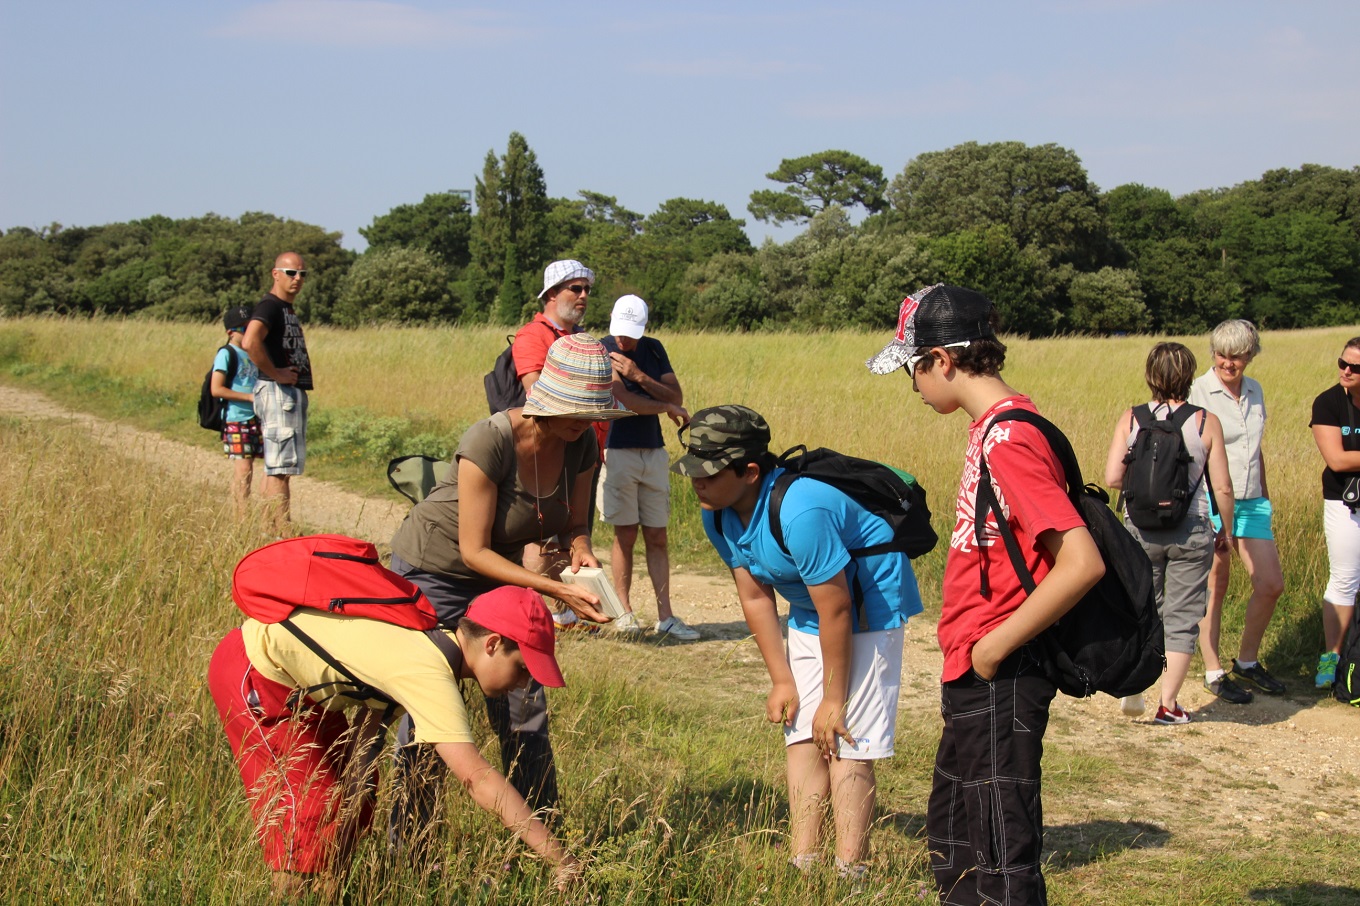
[1309, 384, 1360, 499]
[250, 293, 313, 391]
[600, 335, 673, 449]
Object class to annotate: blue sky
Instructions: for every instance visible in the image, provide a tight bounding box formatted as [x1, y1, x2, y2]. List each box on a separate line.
[2, 1, 1357, 250]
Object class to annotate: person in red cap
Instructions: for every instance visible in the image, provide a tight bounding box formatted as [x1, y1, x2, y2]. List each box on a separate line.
[207, 585, 581, 898]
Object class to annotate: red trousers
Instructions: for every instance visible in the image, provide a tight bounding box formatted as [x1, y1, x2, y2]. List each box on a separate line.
[207, 628, 374, 874]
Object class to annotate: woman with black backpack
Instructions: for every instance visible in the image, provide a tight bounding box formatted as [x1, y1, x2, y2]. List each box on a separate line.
[1308, 337, 1360, 693]
[1104, 342, 1235, 724]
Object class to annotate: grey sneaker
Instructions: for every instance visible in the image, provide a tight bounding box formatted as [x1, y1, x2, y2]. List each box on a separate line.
[1204, 674, 1253, 704]
[654, 616, 701, 641]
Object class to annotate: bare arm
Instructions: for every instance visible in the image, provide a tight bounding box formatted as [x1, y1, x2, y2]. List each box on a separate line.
[242, 319, 297, 385]
[806, 573, 855, 759]
[456, 457, 608, 623]
[1103, 408, 1134, 489]
[519, 371, 541, 395]
[969, 525, 1105, 680]
[1203, 414, 1235, 548]
[611, 378, 688, 425]
[731, 567, 799, 725]
[434, 741, 580, 887]
[1312, 424, 1360, 474]
[610, 357, 684, 406]
[209, 367, 253, 404]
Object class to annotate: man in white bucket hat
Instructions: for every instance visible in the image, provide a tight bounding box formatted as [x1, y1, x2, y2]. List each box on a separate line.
[511, 260, 604, 624]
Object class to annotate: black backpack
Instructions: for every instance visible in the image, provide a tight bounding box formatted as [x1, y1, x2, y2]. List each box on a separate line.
[767, 445, 938, 561]
[483, 321, 557, 414]
[1120, 403, 1205, 531]
[976, 409, 1165, 698]
[197, 344, 239, 431]
[1334, 606, 1360, 706]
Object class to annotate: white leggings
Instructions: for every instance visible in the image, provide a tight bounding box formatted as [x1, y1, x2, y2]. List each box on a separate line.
[1323, 499, 1360, 606]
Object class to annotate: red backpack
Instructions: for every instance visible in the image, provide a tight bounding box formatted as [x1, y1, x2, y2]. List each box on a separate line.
[231, 535, 459, 711]
[233, 534, 437, 628]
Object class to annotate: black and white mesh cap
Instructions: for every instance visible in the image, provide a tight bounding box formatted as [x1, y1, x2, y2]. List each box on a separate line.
[865, 284, 997, 375]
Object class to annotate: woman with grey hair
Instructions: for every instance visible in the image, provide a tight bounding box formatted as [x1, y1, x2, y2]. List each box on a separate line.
[1188, 319, 1286, 704]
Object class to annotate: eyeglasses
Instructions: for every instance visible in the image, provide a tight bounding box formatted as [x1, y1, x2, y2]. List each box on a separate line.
[904, 341, 971, 378]
[564, 284, 590, 295]
[1339, 358, 1360, 373]
[275, 268, 308, 278]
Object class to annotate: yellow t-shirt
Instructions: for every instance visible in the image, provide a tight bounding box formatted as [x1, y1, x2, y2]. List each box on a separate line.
[241, 610, 475, 745]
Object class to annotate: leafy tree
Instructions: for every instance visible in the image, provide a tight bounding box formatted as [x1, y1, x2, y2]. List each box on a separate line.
[1132, 237, 1242, 333]
[644, 198, 751, 257]
[1104, 183, 1189, 245]
[359, 192, 473, 270]
[1068, 267, 1150, 333]
[748, 150, 887, 225]
[333, 246, 455, 326]
[924, 226, 1050, 334]
[468, 132, 551, 323]
[743, 208, 931, 330]
[675, 252, 774, 329]
[887, 141, 1112, 272]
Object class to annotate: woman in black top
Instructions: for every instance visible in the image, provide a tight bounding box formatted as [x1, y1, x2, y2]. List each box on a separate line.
[1308, 337, 1360, 688]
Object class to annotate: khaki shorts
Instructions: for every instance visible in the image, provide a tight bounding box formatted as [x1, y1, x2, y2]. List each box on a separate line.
[785, 626, 904, 760]
[253, 381, 307, 477]
[600, 447, 670, 527]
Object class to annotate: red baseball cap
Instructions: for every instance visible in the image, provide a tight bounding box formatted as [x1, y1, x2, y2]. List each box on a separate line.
[465, 586, 566, 688]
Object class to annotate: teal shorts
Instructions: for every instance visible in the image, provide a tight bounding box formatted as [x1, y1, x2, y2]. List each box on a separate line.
[1209, 496, 1274, 540]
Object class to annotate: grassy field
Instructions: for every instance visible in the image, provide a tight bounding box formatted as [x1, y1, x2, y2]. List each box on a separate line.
[1, 316, 1358, 904]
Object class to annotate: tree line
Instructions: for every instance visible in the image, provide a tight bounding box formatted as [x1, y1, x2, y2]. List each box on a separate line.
[2, 135, 1357, 335]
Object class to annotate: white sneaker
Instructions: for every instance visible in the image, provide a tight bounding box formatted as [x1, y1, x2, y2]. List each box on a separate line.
[654, 616, 701, 641]
[611, 611, 642, 635]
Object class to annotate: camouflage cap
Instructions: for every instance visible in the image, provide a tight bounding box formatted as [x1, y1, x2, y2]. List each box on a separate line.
[670, 405, 771, 478]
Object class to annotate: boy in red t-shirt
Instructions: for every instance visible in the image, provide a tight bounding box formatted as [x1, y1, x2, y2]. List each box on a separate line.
[867, 285, 1104, 905]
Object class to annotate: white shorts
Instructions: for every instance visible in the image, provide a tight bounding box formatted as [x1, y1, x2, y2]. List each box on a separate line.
[1323, 498, 1360, 607]
[784, 626, 904, 760]
[600, 447, 670, 527]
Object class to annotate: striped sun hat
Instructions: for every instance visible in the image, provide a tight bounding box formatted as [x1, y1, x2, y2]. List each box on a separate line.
[523, 334, 633, 420]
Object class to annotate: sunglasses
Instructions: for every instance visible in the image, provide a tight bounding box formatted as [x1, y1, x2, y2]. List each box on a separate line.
[1339, 358, 1360, 373]
[564, 284, 591, 295]
[276, 268, 308, 278]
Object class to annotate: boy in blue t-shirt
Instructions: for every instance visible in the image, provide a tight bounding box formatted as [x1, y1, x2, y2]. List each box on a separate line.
[672, 405, 923, 880]
[212, 305, 262, 516]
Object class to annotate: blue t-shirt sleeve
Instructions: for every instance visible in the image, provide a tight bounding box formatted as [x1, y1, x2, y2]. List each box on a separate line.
[213, 347, 231, 374]
[781, 504, 852, 586]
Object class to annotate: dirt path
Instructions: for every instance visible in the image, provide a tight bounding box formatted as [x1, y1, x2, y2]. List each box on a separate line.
[4, 382, 1358, 854]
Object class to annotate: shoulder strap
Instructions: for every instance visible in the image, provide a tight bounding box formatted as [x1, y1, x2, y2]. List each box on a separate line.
[1131, 404, 1154, 430]
[974, 410, 1081, 598]
[424, 628, 466, 677]
[280, 618, 394, 708]
[764, 469, 871, 631]
[1167, 403, 1198, 431]
[767, 471, 797, 556]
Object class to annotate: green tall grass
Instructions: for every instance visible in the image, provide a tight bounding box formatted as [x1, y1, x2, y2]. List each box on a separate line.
[0, 316, 1349, 658]
[3, 318, 1359, 904]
